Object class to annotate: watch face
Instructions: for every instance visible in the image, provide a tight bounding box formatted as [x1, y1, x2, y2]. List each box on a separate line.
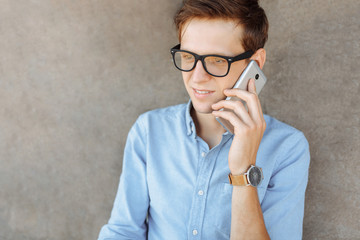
[248, 166, 262, 187]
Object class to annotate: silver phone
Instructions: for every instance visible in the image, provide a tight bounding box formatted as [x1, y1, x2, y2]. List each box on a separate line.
[216, 60, 267, 134]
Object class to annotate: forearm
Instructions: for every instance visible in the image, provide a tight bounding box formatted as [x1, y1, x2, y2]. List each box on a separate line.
[212, 78, 270, 239]
[230, 186, 270, 240]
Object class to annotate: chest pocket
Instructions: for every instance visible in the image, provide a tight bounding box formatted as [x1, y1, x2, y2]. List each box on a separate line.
[213, 183, 233, 237]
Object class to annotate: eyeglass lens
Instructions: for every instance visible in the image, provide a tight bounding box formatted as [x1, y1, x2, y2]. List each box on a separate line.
[173, 51, 228, 76]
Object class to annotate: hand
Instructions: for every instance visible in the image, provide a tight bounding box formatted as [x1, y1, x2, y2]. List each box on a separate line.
[212, 79, 266, 175]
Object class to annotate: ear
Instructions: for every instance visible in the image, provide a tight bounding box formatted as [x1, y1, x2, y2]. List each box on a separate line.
[250, 48, 266, 69]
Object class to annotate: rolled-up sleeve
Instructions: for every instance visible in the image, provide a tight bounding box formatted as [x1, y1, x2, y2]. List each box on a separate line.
[98, 117, 149, 240]
[261, 132, 310, 240]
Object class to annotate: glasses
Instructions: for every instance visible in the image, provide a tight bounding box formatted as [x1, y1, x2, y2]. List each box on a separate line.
[170, 44, 254, 77]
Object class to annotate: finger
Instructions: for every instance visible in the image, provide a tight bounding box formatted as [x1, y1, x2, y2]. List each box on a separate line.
[247, 78, 257, 94]
[224, 87, 262, 123]
[212, 100, 253, 126]
[212, 110, 247, 130]
[248, 79, 264, 117]
[248, 78, 266, 130]
[244, 78, 261, 118]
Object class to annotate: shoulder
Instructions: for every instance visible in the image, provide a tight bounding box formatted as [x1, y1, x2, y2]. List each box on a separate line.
[263, 114, 308, 145]
[262, 114, 310, 170]
[141, 103, 187, 118]
[264, 114, 302, 135]
[137, 103, 187, 123]
[133, 103, 188, 134]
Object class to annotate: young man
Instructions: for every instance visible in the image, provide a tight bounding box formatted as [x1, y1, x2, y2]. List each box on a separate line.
[98, 0, 310, 239]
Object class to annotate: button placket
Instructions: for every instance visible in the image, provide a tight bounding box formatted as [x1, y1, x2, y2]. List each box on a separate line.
[187, 145, 221, 239]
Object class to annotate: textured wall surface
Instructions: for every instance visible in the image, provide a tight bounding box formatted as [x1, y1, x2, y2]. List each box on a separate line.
[0, 1, 359, 239]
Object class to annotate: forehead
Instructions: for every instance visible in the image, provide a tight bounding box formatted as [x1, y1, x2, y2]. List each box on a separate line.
[180, 18, 244, 55]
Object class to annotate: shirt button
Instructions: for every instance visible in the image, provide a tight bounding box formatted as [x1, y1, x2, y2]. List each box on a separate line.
[198, 190, 204, 196]
[191, 126, 194, 132]
[192, 229, 198, 235]
[201, 152, 206, 157]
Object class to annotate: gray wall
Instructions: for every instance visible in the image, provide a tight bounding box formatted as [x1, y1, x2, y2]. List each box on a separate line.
[0, 1, 359, 239]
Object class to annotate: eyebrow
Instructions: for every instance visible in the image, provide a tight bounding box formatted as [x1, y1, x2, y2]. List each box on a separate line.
[179, 45, 237, 57]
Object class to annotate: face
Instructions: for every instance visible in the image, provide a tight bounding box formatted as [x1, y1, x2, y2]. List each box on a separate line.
[180, 18, 248, 115]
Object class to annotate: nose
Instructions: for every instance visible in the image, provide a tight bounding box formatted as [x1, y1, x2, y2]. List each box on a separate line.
[191, 60, 212, 83]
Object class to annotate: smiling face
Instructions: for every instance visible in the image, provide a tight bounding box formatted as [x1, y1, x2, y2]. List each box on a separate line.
[180, 18, 249, 115]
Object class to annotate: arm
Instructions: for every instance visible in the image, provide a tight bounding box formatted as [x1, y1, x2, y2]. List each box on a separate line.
[98, 118, 149, 240]
[212, 78, 269, 239]
[212, 78, 310, 239]
[230, 186, 269, 239]
[261, 132, 310, 239]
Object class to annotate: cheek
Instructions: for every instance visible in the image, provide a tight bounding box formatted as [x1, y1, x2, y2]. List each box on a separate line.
[230, 61, 247, 75]
[218, 76, 239, 91]
[182, 72, 192, 86]
[224, 63, 247, 87]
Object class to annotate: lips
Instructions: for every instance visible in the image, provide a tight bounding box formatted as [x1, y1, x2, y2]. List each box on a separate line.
[193, 88, 214, 94]
[195, 89, 211, 94]
[192, 88, 215, 99]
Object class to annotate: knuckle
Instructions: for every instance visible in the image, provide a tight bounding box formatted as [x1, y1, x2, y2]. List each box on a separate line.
[244, 127, 253, 135]
[249, 124, 257, 131]
[253, 121, 265, 132]
[238, 127, 249, 136]
[217, 100, 226, 106]
[223, 111, 234, 118]
[249, 93, 257, 101]
[234, 101, 244, 109]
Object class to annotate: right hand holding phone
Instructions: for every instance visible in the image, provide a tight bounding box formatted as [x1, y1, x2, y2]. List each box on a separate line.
[211, 78, 266, 175]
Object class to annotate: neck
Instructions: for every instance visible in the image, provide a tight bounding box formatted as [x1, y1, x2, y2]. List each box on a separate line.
[191, 107, 226, 149]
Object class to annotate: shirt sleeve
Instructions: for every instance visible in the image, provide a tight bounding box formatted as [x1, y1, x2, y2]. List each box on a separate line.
[261, 132, 310, 240]
[98, 117, 149, 240]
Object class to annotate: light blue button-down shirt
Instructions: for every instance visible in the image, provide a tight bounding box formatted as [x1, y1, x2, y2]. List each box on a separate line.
[98, 101, 310, 240]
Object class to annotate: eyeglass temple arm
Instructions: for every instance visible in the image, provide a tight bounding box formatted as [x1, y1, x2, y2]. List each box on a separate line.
[230, 50, 254, 62]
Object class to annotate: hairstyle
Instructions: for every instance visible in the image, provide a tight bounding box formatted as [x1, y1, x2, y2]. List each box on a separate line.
[174, 0, 269, 52]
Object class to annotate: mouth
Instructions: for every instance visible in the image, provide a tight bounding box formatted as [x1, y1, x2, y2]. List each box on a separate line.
[192, 88, 214, 97]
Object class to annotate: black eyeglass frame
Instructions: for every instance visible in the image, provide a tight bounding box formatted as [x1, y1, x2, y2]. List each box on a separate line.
[170, 44, 254, 77]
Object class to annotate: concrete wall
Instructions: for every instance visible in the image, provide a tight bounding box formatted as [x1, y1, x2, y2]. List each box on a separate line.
[0, 1, 359, 239]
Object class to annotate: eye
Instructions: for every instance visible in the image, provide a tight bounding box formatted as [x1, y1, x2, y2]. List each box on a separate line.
[214, 57, 226, 63]
[182, 53, 195, 61]
[206, 56, 227, 65]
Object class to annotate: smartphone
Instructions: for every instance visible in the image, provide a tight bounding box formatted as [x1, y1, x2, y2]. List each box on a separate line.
[216, 60, 267, 134]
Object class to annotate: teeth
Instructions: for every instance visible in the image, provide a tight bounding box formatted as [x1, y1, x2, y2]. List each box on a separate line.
[195, 89, 211, 94]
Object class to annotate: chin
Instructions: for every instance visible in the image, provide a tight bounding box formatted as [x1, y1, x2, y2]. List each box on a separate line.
[191, 102, 213, 115]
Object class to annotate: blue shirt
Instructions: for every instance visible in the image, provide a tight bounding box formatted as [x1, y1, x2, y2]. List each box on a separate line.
[98, 101, 310, 240]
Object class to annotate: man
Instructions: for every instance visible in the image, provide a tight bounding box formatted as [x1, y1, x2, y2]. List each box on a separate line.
[98, 0, 310, 239]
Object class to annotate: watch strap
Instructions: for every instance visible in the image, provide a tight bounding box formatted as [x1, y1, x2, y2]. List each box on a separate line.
[228, 173, 249, 186]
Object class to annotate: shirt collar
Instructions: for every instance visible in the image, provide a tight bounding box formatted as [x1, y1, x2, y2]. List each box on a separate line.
[184, 99, 232, 137]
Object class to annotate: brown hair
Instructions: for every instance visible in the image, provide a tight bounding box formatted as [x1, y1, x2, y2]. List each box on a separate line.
[174, 0, 269, 52]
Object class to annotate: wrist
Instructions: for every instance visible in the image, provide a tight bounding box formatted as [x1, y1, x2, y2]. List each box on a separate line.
[230, 166, 249, 176]
[228, 165, 264, 187]
[229, 160, 256, 175]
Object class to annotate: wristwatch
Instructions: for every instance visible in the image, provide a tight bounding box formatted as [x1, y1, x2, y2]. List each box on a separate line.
[228, 165, 264, 187]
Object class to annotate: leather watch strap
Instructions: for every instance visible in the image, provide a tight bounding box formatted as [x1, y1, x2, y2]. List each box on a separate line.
[228, 173, 249, 186]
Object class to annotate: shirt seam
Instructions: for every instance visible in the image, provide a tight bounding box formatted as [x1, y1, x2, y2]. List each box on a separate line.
[272, 131, 306, 172]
